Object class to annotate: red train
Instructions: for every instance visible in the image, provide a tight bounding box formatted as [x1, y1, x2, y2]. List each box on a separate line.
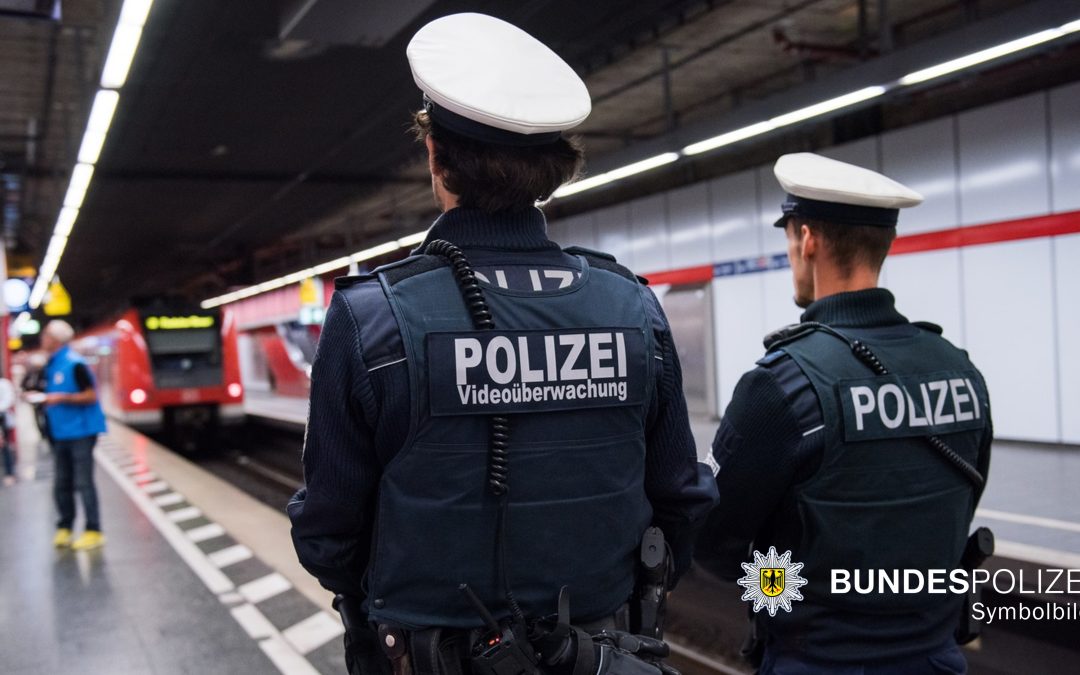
[73, 306, 244, 437]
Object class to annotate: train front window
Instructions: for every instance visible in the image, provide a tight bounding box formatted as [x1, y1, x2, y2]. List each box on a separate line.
[142, 314, 224, 389]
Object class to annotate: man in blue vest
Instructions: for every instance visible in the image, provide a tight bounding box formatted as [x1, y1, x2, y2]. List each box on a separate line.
[696, 153, 993, 674]
[289, 13, 717, 675]
[42, 319, 108, 550]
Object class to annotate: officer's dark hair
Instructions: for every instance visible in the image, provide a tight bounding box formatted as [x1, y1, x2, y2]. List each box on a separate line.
[412, 110, 584, 213]
[789, 217, 896, 276]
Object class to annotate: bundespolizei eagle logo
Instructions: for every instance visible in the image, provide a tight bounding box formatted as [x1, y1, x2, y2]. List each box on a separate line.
[737, 546, 808, 616]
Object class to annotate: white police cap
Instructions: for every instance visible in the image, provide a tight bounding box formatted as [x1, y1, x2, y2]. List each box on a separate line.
[407, 13, 591, 146]
[773, 152, 923, 228]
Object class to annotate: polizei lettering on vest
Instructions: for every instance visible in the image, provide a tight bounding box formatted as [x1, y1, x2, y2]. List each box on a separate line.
[428, 328, 647, 416]
[453, 332, 628, 386]
[839, 371, 986, 441]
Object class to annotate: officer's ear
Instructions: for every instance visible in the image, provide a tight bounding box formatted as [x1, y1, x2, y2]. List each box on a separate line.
[425, 136, 443, 178]
[799, 223, 818, 261]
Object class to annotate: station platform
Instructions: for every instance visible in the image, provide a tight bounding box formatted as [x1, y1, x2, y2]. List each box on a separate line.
[2, 405, 345, 674]
[247, 391, 1080, 569]
[245, 390, 309, 428]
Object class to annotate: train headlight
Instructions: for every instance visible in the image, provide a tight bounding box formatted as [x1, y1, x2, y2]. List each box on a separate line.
[227, 382, 243, 398]
[130, 388, 148, 405]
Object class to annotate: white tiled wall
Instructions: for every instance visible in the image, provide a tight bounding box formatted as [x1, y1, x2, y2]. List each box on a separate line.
[881, 118, 960, 233]
[962, 238, 1059, 442]
[667, 183, 712, 268]
[958, 93, 1050, 225]
[712, 170, 763, 260]
[550, 83, 1080, 442]
[1054, 233, 1080, 444]
[1050, 82, 1080, 214]
[629, 195, 669, 274]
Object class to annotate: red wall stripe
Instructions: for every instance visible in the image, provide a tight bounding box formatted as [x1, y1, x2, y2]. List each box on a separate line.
[646, 265, 715, 286]
[890, 210, 1080, 255]
[646, 209, 1080, 285]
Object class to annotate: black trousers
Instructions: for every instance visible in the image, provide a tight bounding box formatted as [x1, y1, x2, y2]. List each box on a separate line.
[759, 640, 967, 675]
[53, 435, 101, 531]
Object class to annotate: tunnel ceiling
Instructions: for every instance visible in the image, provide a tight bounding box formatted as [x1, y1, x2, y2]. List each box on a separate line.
[3, 0, 1071, 324]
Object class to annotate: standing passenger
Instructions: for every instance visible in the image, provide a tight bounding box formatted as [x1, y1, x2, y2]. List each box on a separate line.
[289, 13, 717, 675]
[0, 376, 15, 486]
[696, 153, 992, 674]
[41, 320, 108, 550]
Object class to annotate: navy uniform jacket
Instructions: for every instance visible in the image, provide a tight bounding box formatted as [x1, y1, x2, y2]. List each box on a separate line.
[289, 207, 718, 602]
[695, 289, 993, 662]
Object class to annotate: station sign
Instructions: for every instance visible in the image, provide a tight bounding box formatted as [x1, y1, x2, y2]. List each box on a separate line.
[19, 319, 41, 335]
[299, 305, 325, 325]
[144, 315, 216, 331]
[43, 279, 71, 316]
[298, 277, 325, 326]
[4, 278, 31, 313]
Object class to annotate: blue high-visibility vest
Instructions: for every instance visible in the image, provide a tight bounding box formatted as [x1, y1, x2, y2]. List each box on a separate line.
[44, 345, 108, 441]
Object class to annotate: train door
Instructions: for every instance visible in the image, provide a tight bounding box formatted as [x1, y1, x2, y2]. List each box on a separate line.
[237, 332, 271, 393]
[658, 284, 716, 418]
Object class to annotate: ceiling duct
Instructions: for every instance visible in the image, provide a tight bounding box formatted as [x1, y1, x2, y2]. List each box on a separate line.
[0, 0, 59, 21]
[276, 0, 435, 53]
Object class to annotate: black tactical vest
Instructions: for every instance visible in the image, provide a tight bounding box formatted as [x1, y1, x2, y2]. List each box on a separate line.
[363, 253, 657, 629]
[765, 324, 990, 660]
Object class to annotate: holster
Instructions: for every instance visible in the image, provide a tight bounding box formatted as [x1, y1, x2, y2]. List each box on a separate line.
[410, 628, 470, 675]
[740, 610, 764, 670]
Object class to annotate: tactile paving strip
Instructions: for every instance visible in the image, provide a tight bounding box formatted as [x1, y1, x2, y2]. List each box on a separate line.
[95, 435, 347, 674]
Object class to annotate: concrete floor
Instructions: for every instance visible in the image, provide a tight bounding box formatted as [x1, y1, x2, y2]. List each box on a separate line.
[1, 406, 345, 674]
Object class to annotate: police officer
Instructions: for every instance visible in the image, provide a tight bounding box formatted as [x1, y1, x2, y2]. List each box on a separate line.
[288, 13, 717, 675]
[695, 153, 993, 674]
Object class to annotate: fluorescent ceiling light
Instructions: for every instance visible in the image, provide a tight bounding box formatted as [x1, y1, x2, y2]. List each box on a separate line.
[54, 207, 79, 238]
[771, 86, 886, 127]
[101, 23, 144, 88]
[553, 152, 679, 198]
[397, 231, 428, 247]
[202, 232, 425, 308]
[900, 19, 1080, 85]
[119, 0, 154, 26]
[78, 90, 120, 163]
[353, 241, 401, 262]
[30, 285, 47, 309]
[87, 89, 120, 133]
[682, 86, 886, 156]
[63, 163, 95, 208]
[78, 131, 107, 164]
[311, 257, 352, 275]
[683, 121, 776, 156]
[684, 20, 1080, 157]
[282, 269, 316, 284]
[44, 235, 67, 263]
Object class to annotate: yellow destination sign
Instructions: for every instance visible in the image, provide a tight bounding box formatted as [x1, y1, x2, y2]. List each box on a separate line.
[144, 315, 216, 331]
[299, 277, 322, 306]
[44, 279, 72, 316]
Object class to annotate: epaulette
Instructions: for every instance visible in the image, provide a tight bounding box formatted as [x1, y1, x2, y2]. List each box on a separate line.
[334, 273, 375, 290]
[336, 254, 447, 290]
[762, 322, 819, 351]
[755, 350, 787, 367]
[912, 320, 944, 335]
[563, 245, 641, 284]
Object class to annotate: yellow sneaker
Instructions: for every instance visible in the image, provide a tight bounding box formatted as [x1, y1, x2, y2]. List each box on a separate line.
[71, 530, 105, 551]
[53, 528, 73, 547]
